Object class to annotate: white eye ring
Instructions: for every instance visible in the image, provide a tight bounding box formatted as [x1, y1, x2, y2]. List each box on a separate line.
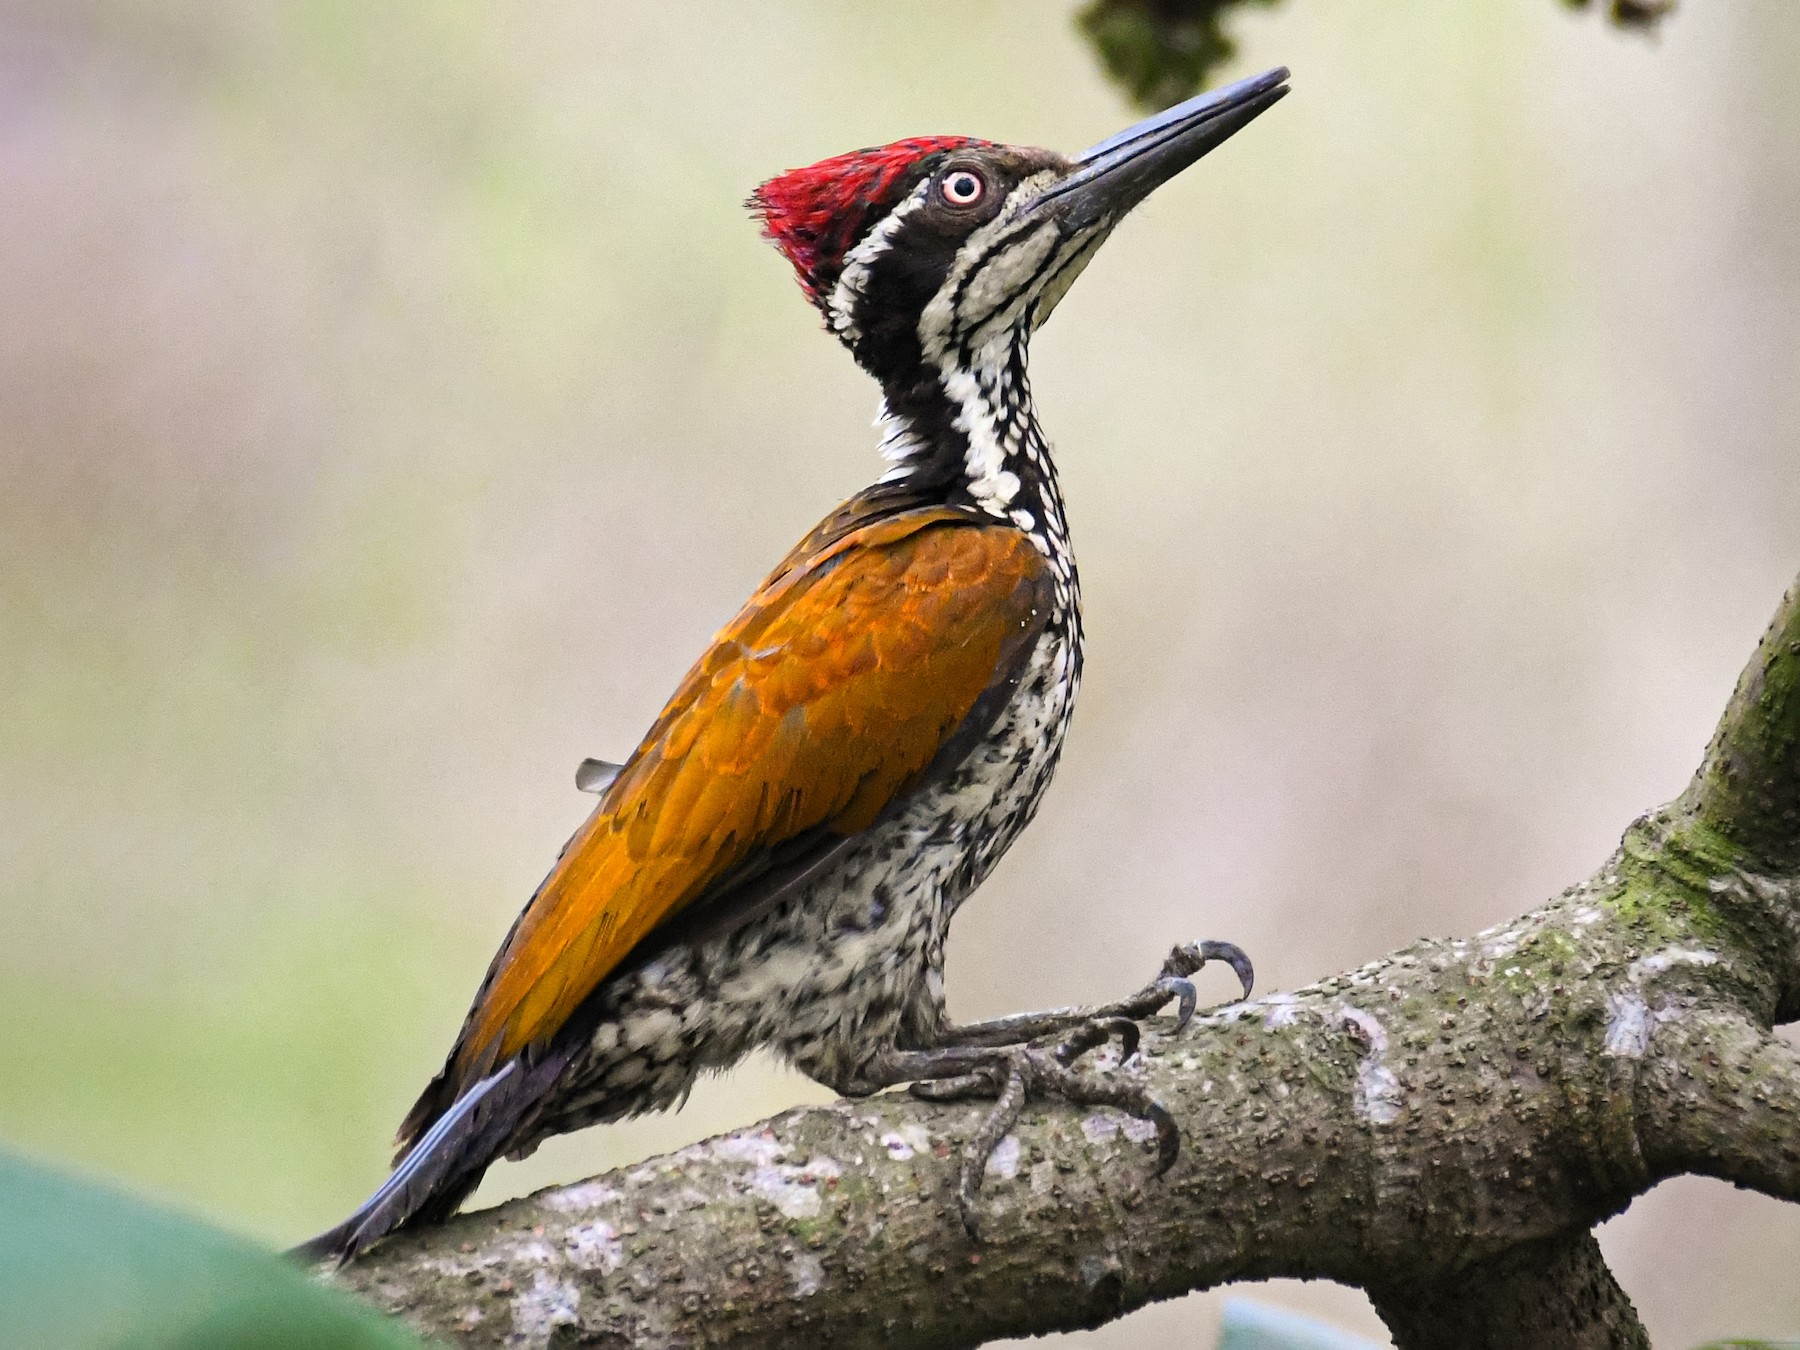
[941, 169, 985, 207]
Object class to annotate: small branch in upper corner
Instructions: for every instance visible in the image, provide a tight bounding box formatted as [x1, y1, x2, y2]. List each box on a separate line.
[1076, 0, 1281, 112]
[1562, 0, 1677, 32]
[1075, 0, 1677, 113]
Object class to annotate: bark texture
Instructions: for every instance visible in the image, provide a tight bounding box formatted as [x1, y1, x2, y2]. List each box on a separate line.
[1368, 1232, 1648, 1350]
[319, 574, 1800, 1348]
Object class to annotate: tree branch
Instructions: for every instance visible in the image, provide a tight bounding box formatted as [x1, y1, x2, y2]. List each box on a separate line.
[318, 574, 1800, 1348]
[1639, 1008, 1800, 1206]
[1367, 1232, 1649, 1350]
[1690, 577, 1800, 875]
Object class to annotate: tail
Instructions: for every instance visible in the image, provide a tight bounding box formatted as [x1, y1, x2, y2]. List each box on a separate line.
[289, 1059, 536, 1265]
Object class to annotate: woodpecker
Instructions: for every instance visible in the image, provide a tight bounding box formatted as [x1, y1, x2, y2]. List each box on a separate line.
[297, 67, 1288, 1263]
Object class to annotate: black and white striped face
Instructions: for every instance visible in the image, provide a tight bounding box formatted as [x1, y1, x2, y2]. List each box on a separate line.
[824, 145, 1115, 389]
[753, 68, 1290, 537]
[753, 68, 1289, 404]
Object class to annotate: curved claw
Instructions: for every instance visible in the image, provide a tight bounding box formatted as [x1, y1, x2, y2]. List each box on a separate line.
[1055, 1015, 1140, 1066]
[1202, 940, 1256, 1000]
[1086, 1015, 1139, 1062]
[1111, 1017, 1141, 1061]
[959, 1192, 983, 1241]
[1168, 977, 1199, 1032]
[1148, 1100, 1181, 1175]
[1157, 940, 1253, 1029]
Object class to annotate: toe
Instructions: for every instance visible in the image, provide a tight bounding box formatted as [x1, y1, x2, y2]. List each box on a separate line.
[1148, 1101, 1181, 1175]
[1199, 940, 1256, 1000]
[1168, 977, 1199, 1031]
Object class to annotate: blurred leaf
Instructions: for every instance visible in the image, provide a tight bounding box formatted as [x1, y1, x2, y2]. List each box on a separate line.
[1074, 0, 1282, 110]
[0, 1151, 424, 1350]
[1218, 1297, 1384, 1350]
[1076, 0, 1677, 110]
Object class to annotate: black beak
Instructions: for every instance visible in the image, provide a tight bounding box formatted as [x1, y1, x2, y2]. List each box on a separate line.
[1032, 67, 1290, 230]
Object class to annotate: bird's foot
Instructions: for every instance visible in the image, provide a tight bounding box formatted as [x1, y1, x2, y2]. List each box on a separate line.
[881, 1022, 1167, 1238]
[886, 939, 1255, 1237]
[931, 938, 1255, 1050]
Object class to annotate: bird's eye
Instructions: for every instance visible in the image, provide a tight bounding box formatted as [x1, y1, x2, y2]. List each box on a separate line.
[941, 169, 986, 207]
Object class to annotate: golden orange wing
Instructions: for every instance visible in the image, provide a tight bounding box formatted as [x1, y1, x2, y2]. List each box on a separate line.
[427, 505, 1053, 1116]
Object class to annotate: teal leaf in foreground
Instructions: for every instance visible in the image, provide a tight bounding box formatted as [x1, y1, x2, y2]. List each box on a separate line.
[0, 1150, 424, 1350]
[1219, 1297, 1384, 1350]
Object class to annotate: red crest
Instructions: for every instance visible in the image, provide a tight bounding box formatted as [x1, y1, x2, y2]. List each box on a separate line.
[748, 137, 988, 306]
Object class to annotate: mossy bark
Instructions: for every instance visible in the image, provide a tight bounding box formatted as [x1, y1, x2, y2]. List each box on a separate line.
[319, 575, 1800, 1348]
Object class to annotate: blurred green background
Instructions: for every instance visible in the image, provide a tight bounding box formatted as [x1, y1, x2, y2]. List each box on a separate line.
[3, 2, 1798, 1345]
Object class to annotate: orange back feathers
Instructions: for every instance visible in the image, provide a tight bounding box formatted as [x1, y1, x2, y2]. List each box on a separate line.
[440, 507, 1053, 1100]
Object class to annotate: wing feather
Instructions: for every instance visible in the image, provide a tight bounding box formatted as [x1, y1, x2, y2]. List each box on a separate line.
[404, 506, 1054, 1140]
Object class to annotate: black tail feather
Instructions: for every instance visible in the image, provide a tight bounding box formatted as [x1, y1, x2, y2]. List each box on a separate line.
[288, 1059, 534, 1265]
